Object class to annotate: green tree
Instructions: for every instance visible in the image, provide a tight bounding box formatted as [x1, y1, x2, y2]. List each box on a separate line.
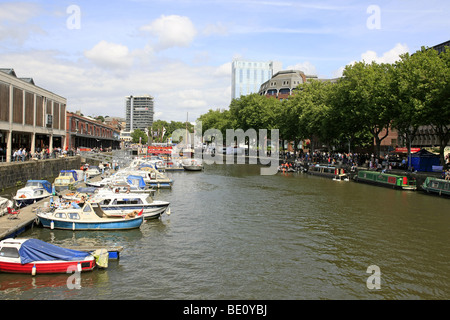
[392, 46, 450, 167]
[334, 61, 395, 157]
[131, 129, 148, 144]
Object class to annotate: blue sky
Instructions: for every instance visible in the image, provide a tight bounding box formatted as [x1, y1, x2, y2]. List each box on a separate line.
[0, 0, 448, 122]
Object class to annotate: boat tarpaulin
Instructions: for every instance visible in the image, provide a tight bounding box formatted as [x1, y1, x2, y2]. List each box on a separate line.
[18, 239, 91, 264]
[127, 175, 146, 189]
[28, 180, 53, 193]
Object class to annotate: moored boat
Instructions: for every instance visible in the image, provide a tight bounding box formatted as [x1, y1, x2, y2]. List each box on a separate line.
[0, 238, 97, 275]
[421, 177, 450, 196]
[354, 170, 417, 190]
[36, 201, 144, 230]
[13, 180, 53, 208]
[53, 170, 85, 193]
[182, 159, 204, 171]
[90, 190, 170, 220]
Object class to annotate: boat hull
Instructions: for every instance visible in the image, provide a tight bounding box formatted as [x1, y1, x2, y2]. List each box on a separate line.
[148, 182, 172, 188]
[422, 178, 450, 196]
[0, 259, 95, 274]
[99, 203, 170, 220]
[355, 171, 417, 190]
[183, 165, 203, 171]
[37, 215, 143, 230]
[14, 196, 49, 208]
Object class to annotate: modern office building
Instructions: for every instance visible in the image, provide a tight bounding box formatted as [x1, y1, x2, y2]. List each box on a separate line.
[125, 95, 154, 132]
[231, 59, 282, 100]
[0, 68, 67, 162]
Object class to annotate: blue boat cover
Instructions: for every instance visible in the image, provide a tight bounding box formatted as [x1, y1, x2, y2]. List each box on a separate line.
[18, 239, 91, 264]
[76, 187, 97, 193]
[61, 170, 78, 181]
[127, 175, 146, 189]
[28, 180, 52, 193]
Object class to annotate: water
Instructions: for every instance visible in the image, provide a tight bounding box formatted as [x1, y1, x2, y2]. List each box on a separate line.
[0, 164, 449, 300]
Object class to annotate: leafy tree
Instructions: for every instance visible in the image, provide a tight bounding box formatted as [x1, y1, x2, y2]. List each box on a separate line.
[392, 46, 450, 167]
[131, 129, 148, 144]
[334, 61, 395, 157]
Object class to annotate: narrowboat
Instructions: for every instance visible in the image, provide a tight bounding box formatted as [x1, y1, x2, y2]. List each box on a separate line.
[421, 177, 450, 196]
[355, 170, 417, 190]
[0, 238, 96, 275]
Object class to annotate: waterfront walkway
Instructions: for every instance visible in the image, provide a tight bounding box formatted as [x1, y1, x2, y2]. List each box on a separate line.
[0, 198, 47, 240]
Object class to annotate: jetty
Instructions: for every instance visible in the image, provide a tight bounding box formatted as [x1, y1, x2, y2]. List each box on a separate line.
[0, 198, 46, 240]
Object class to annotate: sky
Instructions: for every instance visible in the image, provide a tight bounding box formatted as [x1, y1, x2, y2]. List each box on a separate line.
[0, 0, 449, 122]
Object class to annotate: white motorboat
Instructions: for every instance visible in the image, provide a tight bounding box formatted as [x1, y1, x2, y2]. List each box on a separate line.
[90, 190, 170, 220]
[13, 180, 53, 208]
[116, 167, 173, 188]
[85, 165, 101, 178]
[182, 159, 204, 171]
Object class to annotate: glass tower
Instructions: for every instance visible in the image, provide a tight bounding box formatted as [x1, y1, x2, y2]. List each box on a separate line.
[231, 60, 282, 100]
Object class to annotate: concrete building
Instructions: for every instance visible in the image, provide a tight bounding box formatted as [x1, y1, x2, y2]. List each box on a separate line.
[0, 68, 67, 162]
[258, 69, 338, 100]
[231, 59, 282, 100]
[125, 95, 154, 132]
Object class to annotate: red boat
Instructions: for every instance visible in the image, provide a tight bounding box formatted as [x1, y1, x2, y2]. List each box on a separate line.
[0, 238, 96, 275]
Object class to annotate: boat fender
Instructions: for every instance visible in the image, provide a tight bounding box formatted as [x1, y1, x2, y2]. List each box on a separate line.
[50, 220, 54, 230]
[77, 262, 82, 272]
[32, 264, 36, 276]
[72, 222, 76, 231]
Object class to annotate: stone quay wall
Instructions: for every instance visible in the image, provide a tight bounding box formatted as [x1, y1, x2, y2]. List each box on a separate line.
[0, 157, 82, 191]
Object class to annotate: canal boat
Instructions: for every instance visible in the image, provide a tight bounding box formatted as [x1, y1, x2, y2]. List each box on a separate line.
[13, 180, 53, 208]
[90, 190, 170, 220]
[0, 238, 96, 275]
[421, 177, 450, 196]
[354, 170, 417, 190]
[0, 197, 14, 217]
[307, 165, 339, 179]
[53, 170, 85, 193]
[36, 201, 144, 230]
[182, 159, 204, 171]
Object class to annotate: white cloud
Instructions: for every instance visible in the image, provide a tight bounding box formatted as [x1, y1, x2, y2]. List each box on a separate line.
[214, 62, 232, 77]
[286, 61, 318, 76]
[84, 41, 134, 70]
[140, 15, 197, 51]
[0, 2, 41, 23]
[361, 43, 409, 64]
[202, 22, 228, 36]
[0, 2, 43, 42]
[332, 43, 410, 77]
[0, 49, 230, 122]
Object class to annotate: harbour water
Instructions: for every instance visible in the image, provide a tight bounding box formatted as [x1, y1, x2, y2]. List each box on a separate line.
[0, 164, 449, 300]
